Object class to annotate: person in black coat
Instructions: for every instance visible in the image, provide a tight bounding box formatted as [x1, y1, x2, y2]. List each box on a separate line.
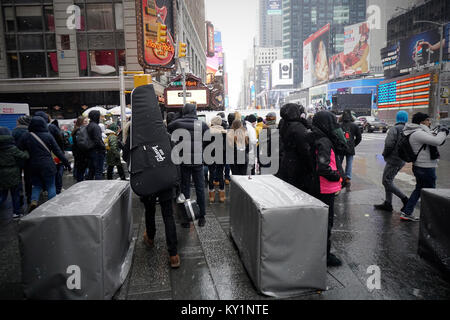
[339, 110, 362, 188]
[35, 111, 66, 194]
[167, 103, 209, 228]
[86, 110, 106, 180]
[12, 116, 32, 205]
[277, 103, 314, 193]
[18, 116, 71, 213]
[72, 116, 89, 182]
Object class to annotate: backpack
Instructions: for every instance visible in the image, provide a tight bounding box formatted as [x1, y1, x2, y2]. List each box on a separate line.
[397, 132, 425, 163]
[75, 126, 94, 152]
[63, 131, 73, 150]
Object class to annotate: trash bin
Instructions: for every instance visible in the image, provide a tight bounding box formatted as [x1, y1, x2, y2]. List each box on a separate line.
[418, 189, 450, 275]
[18, 181, 135, 300]
[229, 175, 329, 298]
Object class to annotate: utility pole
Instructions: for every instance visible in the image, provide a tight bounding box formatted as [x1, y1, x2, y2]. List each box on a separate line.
[119, 66, 126, 130]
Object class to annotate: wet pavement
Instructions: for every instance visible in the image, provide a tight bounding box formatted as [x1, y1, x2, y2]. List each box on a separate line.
[1, 133, 450, 300]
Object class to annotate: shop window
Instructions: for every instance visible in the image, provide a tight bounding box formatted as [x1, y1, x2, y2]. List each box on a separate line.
[16, 6, 43, 32]
[20, 52, 46, 78]
[7, 53, 19, 78]
[18, 34, 44, 50]
[87, 4, 114, 31]
[3, 7, 15, 32]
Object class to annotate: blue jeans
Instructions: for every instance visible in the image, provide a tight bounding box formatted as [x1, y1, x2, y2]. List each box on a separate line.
[209, 164, 224, 191]
[340, 154, 354, 180]
[402, 166, 436, 216]
[55, 164, 64, 194]
[31, 174, 56, 202]
[88, 151, 105, 181]
[224, 164, 231, 180]
[181, 165, 206, 219]
[0, 185, 22, 217]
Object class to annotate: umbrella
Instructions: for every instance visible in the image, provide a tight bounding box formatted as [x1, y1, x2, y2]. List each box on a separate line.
[108, 106, 132, 116]
[82, 106, 108, 117]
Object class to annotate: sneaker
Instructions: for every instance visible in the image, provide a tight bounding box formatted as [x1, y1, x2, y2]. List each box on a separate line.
[143, 232, 154, 248]
[400, 213, 420, 222]
[374, 202, 393, 212]
[198, 217, 206, 227]
[170, 255, 181, 269]
[12, 213, 22, 220]
[28, 201, 38, 214]
[327, 253, 342, 267]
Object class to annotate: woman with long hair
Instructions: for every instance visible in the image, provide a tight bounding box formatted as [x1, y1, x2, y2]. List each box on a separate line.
[72, 116, 89, 182]
[226, 120, 249, 176]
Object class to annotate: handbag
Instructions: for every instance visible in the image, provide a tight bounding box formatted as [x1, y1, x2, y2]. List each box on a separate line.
[176, 193, 201, 222]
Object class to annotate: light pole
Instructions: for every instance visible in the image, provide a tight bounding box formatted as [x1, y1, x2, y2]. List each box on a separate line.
[413, 20, 446, 123]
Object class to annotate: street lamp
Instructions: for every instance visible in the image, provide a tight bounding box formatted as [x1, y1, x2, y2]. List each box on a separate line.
[413, 20, 446, 123]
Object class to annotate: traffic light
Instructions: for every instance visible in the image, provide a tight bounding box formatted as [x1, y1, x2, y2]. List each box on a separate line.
[157, 23, 167, 43]
[178, 42, 187, 58]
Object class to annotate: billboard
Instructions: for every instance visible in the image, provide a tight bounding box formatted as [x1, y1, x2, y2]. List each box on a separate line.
[206, 31, 224, 84]
[303, 24, 330, 88]
[206, 22, 215, 58]
[329, 22, 371, 80]
[267, 0, 282, 15]
[271, 59, 293, 87]
[136, 0, 176, 70]
[377, 73, 431, 110]
[165, 88, 209, 108]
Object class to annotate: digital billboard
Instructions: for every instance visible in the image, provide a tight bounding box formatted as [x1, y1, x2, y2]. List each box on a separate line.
[377, 73, 431, 110]
[267, 0, 282, 15]
[303, 24, 330, 88]
[136, 0, 176, 70]
[329, 22, 371, 80]
[271, 59, 293, 87]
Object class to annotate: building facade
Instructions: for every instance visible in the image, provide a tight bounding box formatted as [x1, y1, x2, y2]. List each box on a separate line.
[259, 0, 283, 47]
[282, 0, 367, 88]
[0, 0, 206, 118]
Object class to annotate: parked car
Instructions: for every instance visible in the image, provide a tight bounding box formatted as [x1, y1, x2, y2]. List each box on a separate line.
[354, 118, 364, 133]
[359, 116, 388, 133]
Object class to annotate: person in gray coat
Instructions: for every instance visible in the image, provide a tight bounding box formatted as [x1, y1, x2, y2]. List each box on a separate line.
[374, 111, 409, 212]
[400, 112, 448, 222]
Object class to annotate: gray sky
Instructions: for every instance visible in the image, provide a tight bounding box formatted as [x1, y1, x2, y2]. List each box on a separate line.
[205, 0, 258, 108]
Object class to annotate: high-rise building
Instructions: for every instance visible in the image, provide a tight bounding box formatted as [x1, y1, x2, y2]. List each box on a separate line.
[259, 0, 283, 47]
[0, 0, 206, 118]
[282, 0, 367, 88]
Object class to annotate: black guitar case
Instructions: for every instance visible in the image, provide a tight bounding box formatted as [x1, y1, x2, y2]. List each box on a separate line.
[130, 84, 178, 197]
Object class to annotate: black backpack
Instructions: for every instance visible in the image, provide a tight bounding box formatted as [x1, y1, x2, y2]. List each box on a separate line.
[397, 132, 425, 163]
[75, 126, 94, 152]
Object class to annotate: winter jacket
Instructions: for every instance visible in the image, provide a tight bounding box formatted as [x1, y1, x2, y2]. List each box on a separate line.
[258, 121, 278, 169]
[72, 126, 89, 163]
[403, 123, 447, 168]
[309, 111, 344, 196]
[277, 104, 313, 192]
[35, 111, 65, 151]
[0, 129, 29, 190]
[12, 125, 28, 145]
[167, 104, 209, 165]
[87, 110, 106, 153]
[382, 123, 406, 166]
[245, 121, 258, 166]
[106, 134, 122, 167]
[205, 124, 227, 165]
[340, 113, 362, 156]
[17, 117, 70, 177]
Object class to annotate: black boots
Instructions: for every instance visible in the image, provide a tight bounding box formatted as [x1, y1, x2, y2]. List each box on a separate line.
[374, 201, 393, 212]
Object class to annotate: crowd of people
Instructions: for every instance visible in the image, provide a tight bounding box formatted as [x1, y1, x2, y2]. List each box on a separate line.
[0, 103, 448, 270]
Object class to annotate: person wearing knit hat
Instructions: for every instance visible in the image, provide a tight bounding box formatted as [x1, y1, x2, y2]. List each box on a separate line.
[399, 112, 448, 221]
[374, 111, 410, 213]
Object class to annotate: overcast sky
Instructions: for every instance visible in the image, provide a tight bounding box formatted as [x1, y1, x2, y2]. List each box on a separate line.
[205, 0, 258, 108]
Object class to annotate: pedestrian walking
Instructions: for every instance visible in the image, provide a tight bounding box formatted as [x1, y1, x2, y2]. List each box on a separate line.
[35, 112, 66, 194]
[227, 119, 249, 176]
[18, 117, 71, 213]
[309, 111, 344, 267]
[87, 110, 106, 180]
[400, 113, 449, 222]
[339, 110, 362, 188]
[122, 124, 180, 268]
[0, 127, 29, 220]
[167, 103, 209, 228]
[12, 116, 32, 206]
[105, 129, 126, 180]
[72, 116, 89, 182]
[374, 111, 409, 212]
[277, 104, 313, 193]
[206, 116, 227, 203]
[245, 115, 258, 175]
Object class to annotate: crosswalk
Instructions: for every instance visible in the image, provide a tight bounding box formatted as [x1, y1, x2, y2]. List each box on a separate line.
[362, 133, 387, 142]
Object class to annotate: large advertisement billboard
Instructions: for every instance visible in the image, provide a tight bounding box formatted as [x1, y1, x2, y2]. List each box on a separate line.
[271, 59, 293, 87]
[136, 0, 176, 70]
[303, 24, 330, 88]
[267, 0, 282, 15]
[206, 22, 215, 58]
[206, 31, 224, 84]
[329, 22, 371, 80]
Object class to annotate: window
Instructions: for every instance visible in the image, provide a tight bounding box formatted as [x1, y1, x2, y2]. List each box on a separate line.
[75, 1, 125, 76]
[3, 5, 57, 78]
